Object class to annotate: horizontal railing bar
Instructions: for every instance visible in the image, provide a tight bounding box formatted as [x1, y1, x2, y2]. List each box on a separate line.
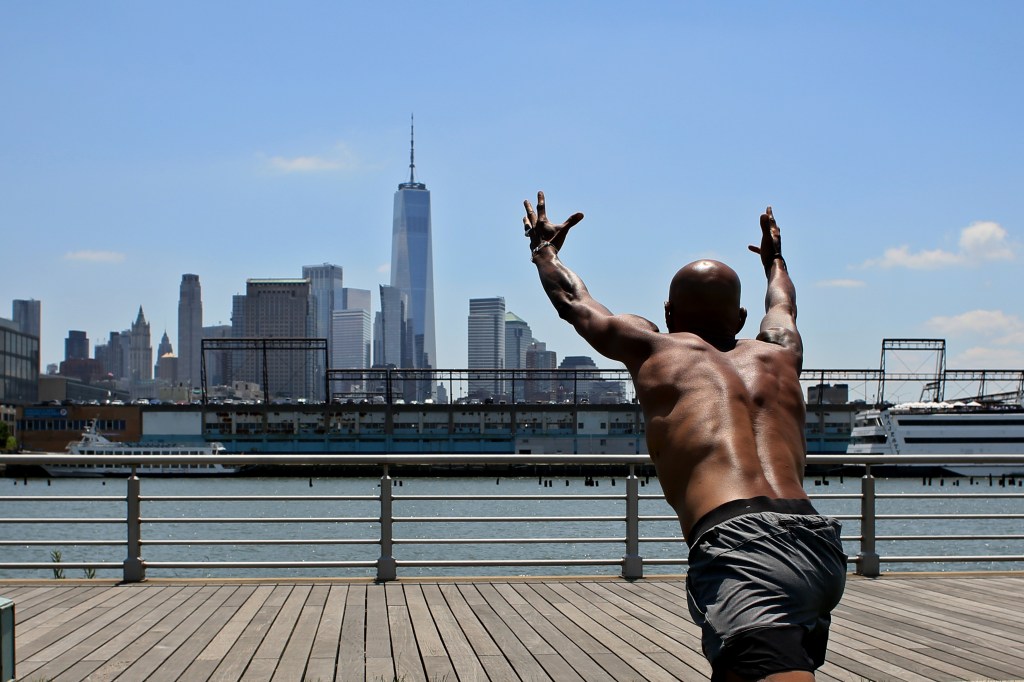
[876, 513, 1024, 519]
[0, 540, 124, 546]
[142, 495, 379, 502]
[0, 563, 122, 570]
[147, 561, 377, 569]
[0, 518, 123, 524]
[394, 559, 622, 567]
[392, 516, 624, 523]
[5, 453, 1024, 466]
[880, 555, 1024, 563]
[877, 535, 1024, 541]
[0, 496, 125, 502]
[876, 493, 1024, 499]
[393, 494, 626, 501]
[140, 517, 376, 524]
[141, 539, 379, 546]
[392, 537, 625, 544]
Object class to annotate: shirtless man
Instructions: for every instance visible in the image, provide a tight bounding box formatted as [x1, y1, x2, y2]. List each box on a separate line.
[524, 192, 847, 681]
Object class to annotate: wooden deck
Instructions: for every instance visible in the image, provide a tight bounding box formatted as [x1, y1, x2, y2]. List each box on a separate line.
[3, 574, 1023, 681]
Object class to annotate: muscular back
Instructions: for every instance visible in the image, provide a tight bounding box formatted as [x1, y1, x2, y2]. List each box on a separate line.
[633, 332, 808, 537]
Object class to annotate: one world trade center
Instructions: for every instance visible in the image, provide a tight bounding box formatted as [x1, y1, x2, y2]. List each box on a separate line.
[390, 118, 436, 396]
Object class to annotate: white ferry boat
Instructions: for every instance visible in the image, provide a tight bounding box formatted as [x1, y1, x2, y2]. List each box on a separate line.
[45, 422, 238, 477]
[847, 397, 1024, 477]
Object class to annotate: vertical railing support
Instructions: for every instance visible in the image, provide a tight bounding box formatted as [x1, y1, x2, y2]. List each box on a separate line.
[856, 465, 880, 577]
[376, 464, 397, 582]
[123, 468, 146, 582]
[621, 464, 643, 580]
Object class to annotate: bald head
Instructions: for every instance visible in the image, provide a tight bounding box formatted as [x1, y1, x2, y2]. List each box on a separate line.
[665, 260, 746, 342]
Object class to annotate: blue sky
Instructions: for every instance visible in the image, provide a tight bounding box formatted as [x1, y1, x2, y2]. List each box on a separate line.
[2, 2, 1022, 374]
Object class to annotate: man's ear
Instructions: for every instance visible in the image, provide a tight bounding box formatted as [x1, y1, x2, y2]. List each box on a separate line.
[664, 301, 675, 332]
[737, 307, 748, 334]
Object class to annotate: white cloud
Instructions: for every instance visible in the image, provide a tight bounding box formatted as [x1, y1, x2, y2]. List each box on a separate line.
[950, 346, 1024, 369]
[925, 310, 1024, 349]
[63, 250, 126, 263]
[376, 263, 390, 275]
[815, 278, 866, 288]
[959, 221, 1014, 261]
[265, 142, 361, 174]
[862, 221, 1015, 270]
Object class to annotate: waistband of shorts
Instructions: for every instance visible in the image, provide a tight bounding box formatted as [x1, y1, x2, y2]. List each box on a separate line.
[686, 496, 820, 548]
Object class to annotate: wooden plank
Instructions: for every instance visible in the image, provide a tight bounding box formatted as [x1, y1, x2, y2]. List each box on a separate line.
[458, 583, 552, 681]
[834, 591, 1024, 678]
[496, 583, 616, 682]
[17, 584, 153, 653]
[558, 582, 707, 681]
[182, 584, 276, 681]
[249, 584, 312, 665]
[439, 583, 519, 681]
[572, 582, 708, 679]
[7, 575, 1024, 682]
[18, 585, 187, 679]
[148, 585, 257, 682]
[22, 586, 192, 681]
[384, 583, 426, 682]
[420, 583, 488, 682]
[82, 585, 230, 682]
[85, 585, 240, 682]
[336, 583, 366, 682]
[208, 584, 294, 682]
[364, 583, 393, 680]
[272, 589, 326, 682]
[306, 583, 347, 675]
[403, 583, 456, 682]
[543, 583, 681, 682]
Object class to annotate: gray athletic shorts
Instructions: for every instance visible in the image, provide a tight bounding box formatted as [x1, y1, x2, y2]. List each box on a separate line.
[685, 497, 847, 680]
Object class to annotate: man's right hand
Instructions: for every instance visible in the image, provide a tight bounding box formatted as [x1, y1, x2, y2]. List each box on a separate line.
[523, 190, 584, 255]
[748, 205, 783, 275]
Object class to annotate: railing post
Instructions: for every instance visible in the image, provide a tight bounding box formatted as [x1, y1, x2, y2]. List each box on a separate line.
[621, 464, 643, 580]
[856, 465, 880, 577]
[376, 464, 397, 582]
[123, 468, 146, 582]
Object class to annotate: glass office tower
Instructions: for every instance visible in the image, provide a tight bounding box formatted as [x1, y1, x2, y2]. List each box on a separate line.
[390, 120, 437, 377]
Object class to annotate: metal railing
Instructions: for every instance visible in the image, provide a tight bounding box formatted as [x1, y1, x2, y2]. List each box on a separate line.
[1, 453, 1023, 581]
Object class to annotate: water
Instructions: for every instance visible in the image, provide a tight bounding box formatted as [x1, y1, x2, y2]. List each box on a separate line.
[2, 474, 1022, 579]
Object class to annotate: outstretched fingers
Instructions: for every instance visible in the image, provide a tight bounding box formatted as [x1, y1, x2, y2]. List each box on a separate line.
[536, 190, 547, 223]
[523, 198, 537, 228]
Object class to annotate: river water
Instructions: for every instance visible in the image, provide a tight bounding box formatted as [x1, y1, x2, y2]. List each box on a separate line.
[2, 473, 1022, 579]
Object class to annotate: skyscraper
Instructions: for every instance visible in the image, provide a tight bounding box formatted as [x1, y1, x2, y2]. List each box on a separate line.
[177, 274, 203, 388]
[390, 118, 436, 376]
[65, 330, 89, 361]
[302, 264, 343, 402]
[467, 297, 506, 399]
[156, 331, 176, 382]
[12, 299, 41, 340]
[241, 279, 313, 400]
[505, 311, 534, 401]
[374, 285, 410, 368]
[525, 341, 558, 402]
[130, 307, 153, 382]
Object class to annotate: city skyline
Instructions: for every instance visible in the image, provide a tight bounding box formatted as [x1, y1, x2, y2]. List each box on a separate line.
[3, 3, 1022, 374]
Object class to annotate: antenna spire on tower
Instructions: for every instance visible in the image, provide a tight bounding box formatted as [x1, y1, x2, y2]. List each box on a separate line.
[409, 113, 416, 183]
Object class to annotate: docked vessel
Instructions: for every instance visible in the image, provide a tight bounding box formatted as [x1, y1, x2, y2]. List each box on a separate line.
[847, 397, 1024, 476]
[46, 422, 238, 477]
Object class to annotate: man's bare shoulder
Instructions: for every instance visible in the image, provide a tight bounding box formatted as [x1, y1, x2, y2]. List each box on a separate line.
[731, 337, 803, 370]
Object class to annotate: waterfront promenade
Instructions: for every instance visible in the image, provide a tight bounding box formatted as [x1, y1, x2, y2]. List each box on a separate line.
[5, 573, 1024, 681]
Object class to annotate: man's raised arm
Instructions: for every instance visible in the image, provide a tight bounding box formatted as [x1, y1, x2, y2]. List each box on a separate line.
[523, 191, 656, 366]
[748, 206, 802, 360]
